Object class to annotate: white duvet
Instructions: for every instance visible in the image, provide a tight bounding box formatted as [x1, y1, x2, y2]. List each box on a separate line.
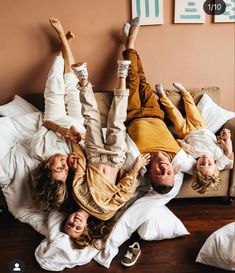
[0, 109, 187, 271]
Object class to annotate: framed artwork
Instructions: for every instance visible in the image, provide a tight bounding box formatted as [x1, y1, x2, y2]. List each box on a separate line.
[174, 0, 205, 23]
[132, 0, 164, 25]
[214, 0, 235, 22]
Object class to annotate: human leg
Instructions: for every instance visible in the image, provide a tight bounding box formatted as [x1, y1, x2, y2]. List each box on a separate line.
[122, 19, 164, 123]
[156, 84, 186, 138]
[105, 60, 130, 167]
[43, 22, 67, 121]
[74, 64, 105, 162]
[173, 83, 206, 134]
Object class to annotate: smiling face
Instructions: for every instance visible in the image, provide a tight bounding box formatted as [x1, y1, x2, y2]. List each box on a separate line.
[196, 154, 218, 176]
[46, 153, 69, 182]
[148, 152, 175, 187]
[64, 211, 88, 238]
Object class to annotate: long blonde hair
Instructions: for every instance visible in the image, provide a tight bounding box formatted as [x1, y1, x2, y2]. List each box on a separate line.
[192, 170, 221, 194]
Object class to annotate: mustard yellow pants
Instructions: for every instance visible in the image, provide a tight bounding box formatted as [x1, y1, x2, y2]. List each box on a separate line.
[159, 90, 206, 139]
[122, 49, 164, 125]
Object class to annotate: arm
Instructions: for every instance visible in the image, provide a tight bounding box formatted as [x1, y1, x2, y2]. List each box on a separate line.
[105, 154, 151, 210]
[176, 139, 195, 155]
[43, 120, 85, 143]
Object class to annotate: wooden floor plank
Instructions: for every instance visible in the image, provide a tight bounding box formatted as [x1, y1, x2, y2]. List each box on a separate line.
[0, 197, 234, 273]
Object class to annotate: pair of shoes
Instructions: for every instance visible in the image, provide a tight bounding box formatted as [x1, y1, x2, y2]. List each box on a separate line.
[72, 62, 88, 81]
[121, 242, 141, 267]
[155, 82, 186, 96]
[117, 59, 131, 78]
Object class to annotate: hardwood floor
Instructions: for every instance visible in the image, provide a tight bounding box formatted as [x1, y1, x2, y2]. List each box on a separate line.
[0, 197, 234, 273]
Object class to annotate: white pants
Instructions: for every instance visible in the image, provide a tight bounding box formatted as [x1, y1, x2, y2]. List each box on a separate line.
[31, 56, 85, 161]
[44, 56, 85, 132]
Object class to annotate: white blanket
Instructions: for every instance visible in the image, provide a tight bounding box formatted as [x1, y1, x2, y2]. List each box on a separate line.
[0, 110, 186, 271]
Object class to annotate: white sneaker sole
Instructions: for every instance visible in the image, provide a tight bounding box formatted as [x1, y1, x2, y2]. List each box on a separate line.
[121, 250, 141, 267]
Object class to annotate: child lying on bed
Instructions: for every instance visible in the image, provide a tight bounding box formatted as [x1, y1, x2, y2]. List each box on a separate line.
[60, 56, 150, 249]
[155, 83, 233, 194]
[31, 18, 86, 211]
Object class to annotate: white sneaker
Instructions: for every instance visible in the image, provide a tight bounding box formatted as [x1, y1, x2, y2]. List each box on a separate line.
[117, 59, 131, 78]
[72, 62, 88, 81]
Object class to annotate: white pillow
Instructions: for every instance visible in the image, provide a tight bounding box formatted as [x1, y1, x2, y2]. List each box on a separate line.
[0, 117, 18, 159]
[196, 222, 235, 271]
[197, 93, 235, 133]
[138, 205, 189, 240]
[0, 95, 39, 117]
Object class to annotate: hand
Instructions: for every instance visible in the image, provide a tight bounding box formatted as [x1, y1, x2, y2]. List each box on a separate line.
[218, 128, 231, 141]
[217, 133, 233, 158]
[132, 153, 151, 172]
[64, 126, 85, 143]
[67, 153, 81, 169]
[180, 142, 195, 155]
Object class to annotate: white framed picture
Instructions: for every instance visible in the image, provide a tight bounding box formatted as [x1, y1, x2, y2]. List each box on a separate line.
[132, 0, 164, 25]
[214, 0, 235, 23]
[174, 0, 205, 23]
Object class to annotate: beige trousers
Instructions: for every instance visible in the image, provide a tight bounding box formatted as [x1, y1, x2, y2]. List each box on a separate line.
[78, 83, 129, 168]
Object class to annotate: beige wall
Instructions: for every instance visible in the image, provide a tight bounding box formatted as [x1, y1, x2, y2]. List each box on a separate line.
[0, 0, 234, 110]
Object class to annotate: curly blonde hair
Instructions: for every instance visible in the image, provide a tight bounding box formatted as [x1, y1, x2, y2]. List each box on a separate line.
[65, 217, 114, 250]
[33, 164, 68, 211]
[192, 170, 221, 194]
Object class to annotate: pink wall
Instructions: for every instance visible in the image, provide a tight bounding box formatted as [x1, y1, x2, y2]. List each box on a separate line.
[0, 0, 234, 110]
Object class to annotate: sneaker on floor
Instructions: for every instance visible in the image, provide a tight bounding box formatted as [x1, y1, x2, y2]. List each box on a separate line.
[121, 242, 141, 267]
[72, 62, 88, 81]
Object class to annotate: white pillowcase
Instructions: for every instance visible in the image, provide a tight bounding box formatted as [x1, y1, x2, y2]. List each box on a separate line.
[196, 222, 235, 271]
[0, 94, 39, 117]
[197, 93, 235, 133]
[0, 117, 18, 159]
[138, 205, 189, 240]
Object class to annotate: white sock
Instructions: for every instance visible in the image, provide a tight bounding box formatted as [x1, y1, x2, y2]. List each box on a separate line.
[117, 59, 131, 78]
[72, 63, 88, 81]
[123, 23, 131, 37]
[155, 84, 165, 95]
[173, 82, 186, 91]
[131, 16, 140, 27]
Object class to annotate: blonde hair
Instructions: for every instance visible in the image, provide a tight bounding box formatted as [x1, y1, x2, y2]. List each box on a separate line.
[192, 170, 221, 194]
[33, 164, 68, 211]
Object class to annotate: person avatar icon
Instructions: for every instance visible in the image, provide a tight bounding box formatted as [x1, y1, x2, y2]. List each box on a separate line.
[13, 263, 21, 271]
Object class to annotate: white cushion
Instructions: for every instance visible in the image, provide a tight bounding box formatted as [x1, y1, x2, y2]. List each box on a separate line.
[0, 117, 18, 159]
[196, 222, 235, 271]
[0, 95, 39, 117]
[138, 205, 189, 240]
[197, 93, 235, 133]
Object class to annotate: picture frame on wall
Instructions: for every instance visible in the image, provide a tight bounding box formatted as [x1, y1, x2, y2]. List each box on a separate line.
[214, 0, 235, 23]
[174, 0, 205, 23]
[132, 0, 164, 25]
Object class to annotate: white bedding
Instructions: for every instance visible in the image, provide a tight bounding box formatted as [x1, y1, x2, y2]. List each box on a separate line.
[0, 97, 187, 271]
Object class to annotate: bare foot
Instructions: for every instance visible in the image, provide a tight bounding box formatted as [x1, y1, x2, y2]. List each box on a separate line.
[49, 17, 64, 35]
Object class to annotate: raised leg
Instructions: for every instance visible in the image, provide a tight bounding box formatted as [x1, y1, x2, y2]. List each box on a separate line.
[121, 18, 164, 124]
[75, 66, 105, 162]
[105, 60, 130, 167]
